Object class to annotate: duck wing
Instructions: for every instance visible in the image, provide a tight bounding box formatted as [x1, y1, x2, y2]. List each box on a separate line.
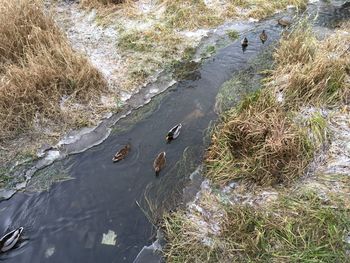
[154, 152, 166, 168]
[169, 124, 182, 139]
[117, 147, 128, 156]
[113, 145, 130, 161]
[1, 227, 23, 252]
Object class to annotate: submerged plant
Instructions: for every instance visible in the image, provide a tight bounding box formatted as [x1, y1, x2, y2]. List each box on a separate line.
[226, 30, 239, 40]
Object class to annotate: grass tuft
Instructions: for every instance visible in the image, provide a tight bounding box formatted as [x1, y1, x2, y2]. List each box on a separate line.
[226, 30, 239, 40]
[206, 90, 313, 186]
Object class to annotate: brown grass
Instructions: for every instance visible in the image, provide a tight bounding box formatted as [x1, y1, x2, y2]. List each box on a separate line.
[205, 90, 312, 186]
[0, 0, 107, 141]
[247, 0, 308, 19]
[160, 0, 224, 30]
[81, 0, 126, 6]
[163, 191, 350, 262]
[270, 22, 350, 107]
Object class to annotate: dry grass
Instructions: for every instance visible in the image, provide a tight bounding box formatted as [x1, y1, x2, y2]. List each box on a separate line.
[163, 191, 350, 262]
[160, 0, 224, 30]
[0, 0, 107, 141]
[159, 0, 309, 30]
[206, 90, 312, 186]
[247, 0, 308, 19]
[270, 22, 350, 107]
[81, 0, 126, 7]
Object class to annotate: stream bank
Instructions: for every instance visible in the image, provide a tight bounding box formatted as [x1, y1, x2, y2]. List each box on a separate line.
[0, 1, 348, 263]
[163, 2, 350, 262]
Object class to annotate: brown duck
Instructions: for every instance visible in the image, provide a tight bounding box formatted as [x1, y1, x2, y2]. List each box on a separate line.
[259, 30, 267, 44]
[241, 37, 248, 52]
[112, 144, 130, 162]
[153, 152, 166, 176]
[277, 18, 291, 27]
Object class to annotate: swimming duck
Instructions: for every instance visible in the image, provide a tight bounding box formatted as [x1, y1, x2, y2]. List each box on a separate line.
[166, 124, 182, 143]
[153, 152, 166, 176]
[277, 18, 291, 27]
[0, 227, 23, 253]
[259, 30, 267, 44]
[112, 144, 130, 162]
[241, 37, 248, 52]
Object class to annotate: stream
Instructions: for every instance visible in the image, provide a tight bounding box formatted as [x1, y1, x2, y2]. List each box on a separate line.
[0, 1, 348, 262]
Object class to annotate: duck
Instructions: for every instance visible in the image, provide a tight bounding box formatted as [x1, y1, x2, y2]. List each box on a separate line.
[259, 30, 267, 44]
[153, 152, 166, 176]
[166, 124, 182, 143]
[0, 227, 23, 253]
[277, 18, 291, 27]
[241, 37, 248, 52]
[112, 144, 130, 162]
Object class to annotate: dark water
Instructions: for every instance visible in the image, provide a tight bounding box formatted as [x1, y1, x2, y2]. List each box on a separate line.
[0, 1, 348, 262]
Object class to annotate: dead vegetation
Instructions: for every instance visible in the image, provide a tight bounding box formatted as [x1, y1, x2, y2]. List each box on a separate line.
[270, 21, 350, 107]
[206, 90, 312, 186]
[160, 0, 224, 30]
[164, 191, 350, 262]
[81, 0, 126, 7]
[0, 0, 107, 142]
[205, 21, 350, 186]
[81, 0, 313, 89]
[247, 0, 308, 19]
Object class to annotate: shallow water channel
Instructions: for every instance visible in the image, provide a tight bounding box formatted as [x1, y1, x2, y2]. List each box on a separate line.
[0, 1, 348, 262]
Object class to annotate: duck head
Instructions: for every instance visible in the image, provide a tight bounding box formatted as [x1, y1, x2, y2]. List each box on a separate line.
[165, 135, 173, 143]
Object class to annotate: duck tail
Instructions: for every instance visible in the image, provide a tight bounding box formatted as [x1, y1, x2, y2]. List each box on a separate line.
[155, 167, 160, 176]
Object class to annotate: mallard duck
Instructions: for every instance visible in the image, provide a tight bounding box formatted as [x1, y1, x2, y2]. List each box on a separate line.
[153, 152, 166, 176]
[241, 37, 248, 52]
[277, 18, 291, 27]
[166, 124, 182, 143]
[112, 144, 130, 162]
[0, 227, 23, 253]
[259, 30, 267, 44]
